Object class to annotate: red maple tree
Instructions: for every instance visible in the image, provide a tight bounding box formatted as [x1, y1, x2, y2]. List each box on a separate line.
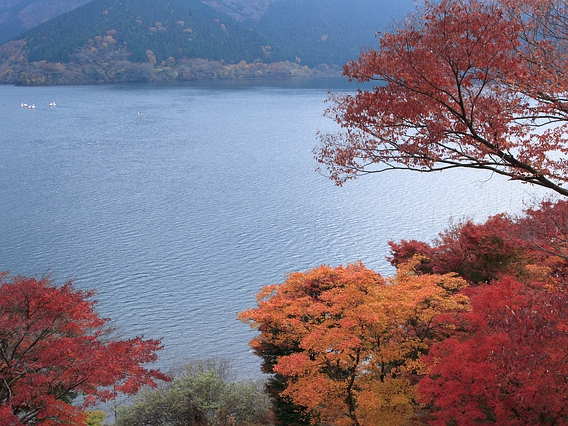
[418, 276, 568, 425]
[388, 214, 526, 284]
[388, 198, 568, 283]
[0, 273, 169, 425]
[316, 0, 568, 196]
[383, 199, 568, 422]
[515, 198, 568, 273]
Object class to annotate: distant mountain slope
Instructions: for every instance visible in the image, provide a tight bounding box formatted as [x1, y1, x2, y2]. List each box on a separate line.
[204, 0, 416, 66]
[22, 0, 293, 64]
[0, 0, 417, 84]
[248, 0, 415, 67]
[0, 0, 91, 44]
[204, 0, 274, 21]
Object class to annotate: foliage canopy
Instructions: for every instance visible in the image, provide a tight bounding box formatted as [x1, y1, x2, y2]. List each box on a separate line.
[239, 262, 469, 425]
[0, 274, 168, 425]
[317, 0, 568, 197]
[242, 198, 568, 425]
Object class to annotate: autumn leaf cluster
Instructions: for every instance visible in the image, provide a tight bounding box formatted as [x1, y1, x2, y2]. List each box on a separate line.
[393, 198, 568, 425]
[241, 197, 568, 425]
[239, 261, 470, 425]
[0, 274, 169, 425]
[316, 0, 568, 197]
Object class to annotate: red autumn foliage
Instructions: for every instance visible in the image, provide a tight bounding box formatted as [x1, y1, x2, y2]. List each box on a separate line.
[389, 214, 525, 284]
[316, 0, 568, 197]
[0, 273, 169, 425]
[389, 198, 568, 284]
[418, 276, 568, 425]
[384, 198, 568, 423]
[515, 198, 568, 275]
[387, 240, 435, 274]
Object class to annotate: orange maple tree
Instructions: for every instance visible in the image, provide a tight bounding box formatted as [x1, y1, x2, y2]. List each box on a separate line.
[0, 273, 169, 425]
[239, 262, 469, 426]
[316, 0, 568, 196]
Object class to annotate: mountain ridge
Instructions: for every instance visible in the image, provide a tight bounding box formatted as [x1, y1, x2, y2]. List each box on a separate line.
[0, 0, 93, 44]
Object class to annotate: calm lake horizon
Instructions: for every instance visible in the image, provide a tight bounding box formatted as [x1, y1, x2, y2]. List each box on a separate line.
[0, 78, 548, 378]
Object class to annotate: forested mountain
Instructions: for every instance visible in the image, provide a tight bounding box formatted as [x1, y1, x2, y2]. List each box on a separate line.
[248, 0, 414, 67]
[0, 0, 92, 44]
[0, 0, 416, 84]
[22, 0, 293, 64]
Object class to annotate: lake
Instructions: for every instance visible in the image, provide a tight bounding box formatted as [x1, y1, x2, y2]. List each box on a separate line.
[0, 79, 546, 378]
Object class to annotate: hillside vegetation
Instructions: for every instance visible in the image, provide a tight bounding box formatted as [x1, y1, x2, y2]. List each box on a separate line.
[0, 0, 415, 84]
[204, 0, 275, 21]
[22, 0, 293, 64]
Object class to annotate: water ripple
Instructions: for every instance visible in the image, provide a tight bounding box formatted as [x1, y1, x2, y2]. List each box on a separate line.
[0, 81, 546, 377]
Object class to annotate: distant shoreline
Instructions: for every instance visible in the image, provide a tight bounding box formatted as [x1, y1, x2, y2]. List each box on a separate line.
[0, 41, 344, 86]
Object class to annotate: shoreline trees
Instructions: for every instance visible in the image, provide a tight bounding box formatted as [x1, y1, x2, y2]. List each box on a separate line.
[239, 262, 470, 425]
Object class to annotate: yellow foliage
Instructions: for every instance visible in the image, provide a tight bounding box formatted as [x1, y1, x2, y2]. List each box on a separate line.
[103, 35, 115, 45]
[356, 378, 415, 426]
[146, 50, 157, 65]
[240, 260, 470, 426]
[84, 410, 106, 426]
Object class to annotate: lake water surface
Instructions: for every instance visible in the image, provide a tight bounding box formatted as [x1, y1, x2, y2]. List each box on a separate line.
[0, 79, 546, 377]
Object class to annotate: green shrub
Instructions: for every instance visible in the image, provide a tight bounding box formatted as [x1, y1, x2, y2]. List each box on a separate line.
[115, 359, 272, 426]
